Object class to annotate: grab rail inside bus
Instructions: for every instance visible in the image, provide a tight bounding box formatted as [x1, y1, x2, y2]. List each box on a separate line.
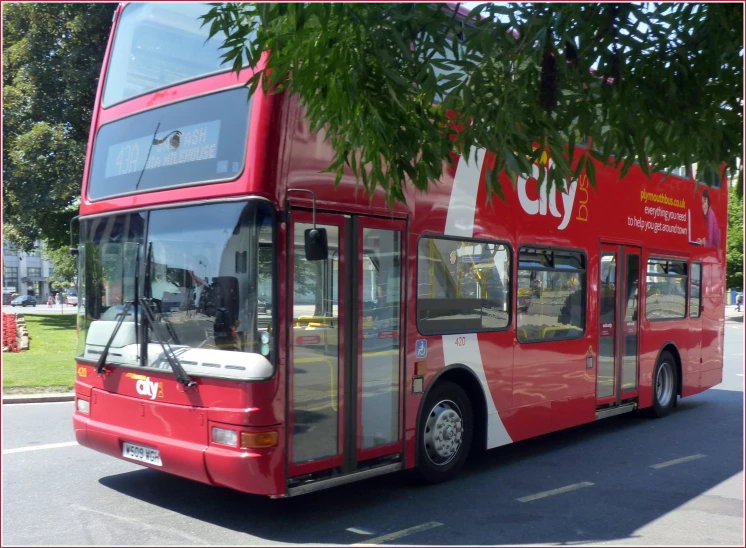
[295, 315, 338, 328]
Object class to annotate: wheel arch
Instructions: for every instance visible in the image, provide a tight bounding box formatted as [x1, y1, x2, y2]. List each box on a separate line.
[414, 364, 488, 466]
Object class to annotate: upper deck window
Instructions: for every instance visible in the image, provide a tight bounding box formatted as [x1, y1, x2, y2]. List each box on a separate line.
[88, 88, 251, 201]
[103, 3, 242, 107]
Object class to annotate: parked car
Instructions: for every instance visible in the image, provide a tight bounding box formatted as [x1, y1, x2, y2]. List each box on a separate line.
[11, 295, 37, 307]
[64, 292, 78, 306]
[258, 295, 271, 314]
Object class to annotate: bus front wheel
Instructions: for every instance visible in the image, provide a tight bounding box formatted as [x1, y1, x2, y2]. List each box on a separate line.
[651, 351, 677, 418]
[417, 381, 472, 483]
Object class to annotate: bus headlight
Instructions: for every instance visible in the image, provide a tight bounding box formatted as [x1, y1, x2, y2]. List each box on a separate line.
[211, 427, 238, 447]
[76, 398, 90, 414]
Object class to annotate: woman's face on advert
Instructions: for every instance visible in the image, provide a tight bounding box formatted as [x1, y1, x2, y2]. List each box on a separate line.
[701, 195, 709, 216]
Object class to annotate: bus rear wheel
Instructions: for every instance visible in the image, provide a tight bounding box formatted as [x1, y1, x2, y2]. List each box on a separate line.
[417, 381, 472, 484]
[651, 351, 677, 418]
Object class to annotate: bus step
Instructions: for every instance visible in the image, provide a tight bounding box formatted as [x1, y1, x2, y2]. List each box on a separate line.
[286, 462, 403, 497]
[595, 403, 637, 420]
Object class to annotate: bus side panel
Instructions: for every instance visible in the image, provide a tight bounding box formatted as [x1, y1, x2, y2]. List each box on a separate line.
[699, 260, 726, 389]
[499, 393, 596, 443]
[511, 338, 595, 411]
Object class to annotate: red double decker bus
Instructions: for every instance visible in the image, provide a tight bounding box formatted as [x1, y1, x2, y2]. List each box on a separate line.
[73, 3, 727, 497]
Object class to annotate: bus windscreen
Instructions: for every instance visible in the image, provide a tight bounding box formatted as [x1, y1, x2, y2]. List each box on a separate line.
[102, 3, 235, 107]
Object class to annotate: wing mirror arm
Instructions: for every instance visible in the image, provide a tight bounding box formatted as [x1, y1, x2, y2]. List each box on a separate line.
[286, 189, 328, 261]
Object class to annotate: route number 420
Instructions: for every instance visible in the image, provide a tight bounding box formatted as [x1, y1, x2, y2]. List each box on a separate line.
[454, 336, 466, 347]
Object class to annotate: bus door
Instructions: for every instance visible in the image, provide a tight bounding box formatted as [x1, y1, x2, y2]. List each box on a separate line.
[288, 211, 406, 481]
[597, 244, 642, 408]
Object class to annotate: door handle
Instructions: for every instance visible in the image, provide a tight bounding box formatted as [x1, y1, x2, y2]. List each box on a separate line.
[587, 355, 594, 370]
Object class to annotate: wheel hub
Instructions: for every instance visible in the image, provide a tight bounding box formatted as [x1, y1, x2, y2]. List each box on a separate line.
[423, 400, 464, 465]
[656, 361, 673, 406]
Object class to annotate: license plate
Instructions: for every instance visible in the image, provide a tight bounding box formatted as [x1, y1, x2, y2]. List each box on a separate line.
[122, 442, 162, 466]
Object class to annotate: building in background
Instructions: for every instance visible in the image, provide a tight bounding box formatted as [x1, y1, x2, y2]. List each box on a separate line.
[2, 241, 57, 304]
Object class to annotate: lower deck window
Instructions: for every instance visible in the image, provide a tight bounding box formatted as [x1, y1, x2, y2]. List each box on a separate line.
[417, 237, 511, 334]
[646, 258, 688, 320]
[516, 247, 586, 342]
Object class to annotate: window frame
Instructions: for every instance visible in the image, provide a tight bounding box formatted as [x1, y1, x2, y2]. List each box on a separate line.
[515, 244, 588, 344]
[689, 261, 702, 319]
[416, 233, 513, 336]
[644, 256, 689, 322]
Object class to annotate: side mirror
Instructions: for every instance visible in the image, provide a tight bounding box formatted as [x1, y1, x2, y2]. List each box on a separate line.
[304, 228, 328, 261]
[69, 216, 80, 257]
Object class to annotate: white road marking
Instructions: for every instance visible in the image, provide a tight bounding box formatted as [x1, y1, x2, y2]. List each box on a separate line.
[353, 522, 443, 545]
[3, 441, 78, 454]
[347, 527, 374, 535]
[70, 504, 209, 545]
[649, 454, 707, 469]
[516, 481, 595, 503]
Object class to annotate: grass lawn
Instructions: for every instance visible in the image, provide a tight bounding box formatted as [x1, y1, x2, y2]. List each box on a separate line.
[3, 313, 77, 392]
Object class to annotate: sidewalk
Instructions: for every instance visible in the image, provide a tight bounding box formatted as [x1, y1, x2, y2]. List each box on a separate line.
[725, 305, 744, 322]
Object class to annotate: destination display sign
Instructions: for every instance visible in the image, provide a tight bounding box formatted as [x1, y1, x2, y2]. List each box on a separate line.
[87, 88, 251, 201]
[105, 121, 221, 178]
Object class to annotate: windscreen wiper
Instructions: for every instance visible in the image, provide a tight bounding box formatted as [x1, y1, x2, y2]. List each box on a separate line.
[94, 301, 133, 374]
[140, 242, 195, 388]
[138, 298, 195, 388]
[95, 242, 141, 374]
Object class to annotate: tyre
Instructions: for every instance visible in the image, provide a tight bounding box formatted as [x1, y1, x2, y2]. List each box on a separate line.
[651, 350, 677, 418]
[417, 381, 473, 483]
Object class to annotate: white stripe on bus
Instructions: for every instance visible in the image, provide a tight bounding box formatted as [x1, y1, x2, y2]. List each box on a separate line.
[442, 149, 512, 450]
[442, 333, 513, 449]
[444, 147, 486, 238]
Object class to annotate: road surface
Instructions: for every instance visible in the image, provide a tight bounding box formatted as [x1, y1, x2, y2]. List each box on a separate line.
[2, 319, 742, 545]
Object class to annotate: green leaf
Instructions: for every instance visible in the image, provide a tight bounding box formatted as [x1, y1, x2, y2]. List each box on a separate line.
[585, 155, 596, 188]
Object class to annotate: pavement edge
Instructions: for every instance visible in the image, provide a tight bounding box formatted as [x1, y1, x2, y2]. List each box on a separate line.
[3, 393, 75, 404]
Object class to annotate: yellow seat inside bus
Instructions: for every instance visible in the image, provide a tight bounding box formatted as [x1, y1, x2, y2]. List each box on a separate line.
[518, 324, 583, 341]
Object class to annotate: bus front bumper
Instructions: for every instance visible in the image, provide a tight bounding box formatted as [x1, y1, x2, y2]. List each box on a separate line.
[73, 412, 286, 497]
